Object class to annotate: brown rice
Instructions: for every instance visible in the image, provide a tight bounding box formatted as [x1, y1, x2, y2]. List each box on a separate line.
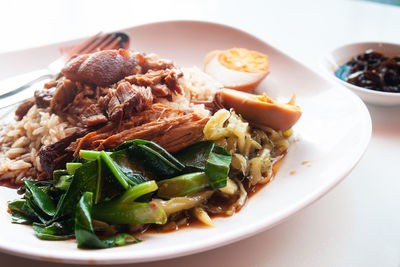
[0, 105, 77, 185]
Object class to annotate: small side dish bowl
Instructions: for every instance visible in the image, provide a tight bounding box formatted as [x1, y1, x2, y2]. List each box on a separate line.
[321, 42, 400, 106]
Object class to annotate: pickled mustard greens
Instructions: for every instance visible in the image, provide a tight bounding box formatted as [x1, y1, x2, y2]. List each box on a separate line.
[8, 139, 231, 249]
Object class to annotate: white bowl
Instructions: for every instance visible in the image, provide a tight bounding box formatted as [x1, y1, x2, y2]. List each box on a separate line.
[321, 42, 400, 106]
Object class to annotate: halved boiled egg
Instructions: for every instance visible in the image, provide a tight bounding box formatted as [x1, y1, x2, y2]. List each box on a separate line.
[216, 88, 302, 131]
[204, 48, 269, 92]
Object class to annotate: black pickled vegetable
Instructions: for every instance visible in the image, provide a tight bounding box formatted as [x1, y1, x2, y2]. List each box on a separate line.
[335, 50, 400, 93]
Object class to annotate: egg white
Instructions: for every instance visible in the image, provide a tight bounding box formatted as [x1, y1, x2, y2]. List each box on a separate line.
[204, 52, 266, 88]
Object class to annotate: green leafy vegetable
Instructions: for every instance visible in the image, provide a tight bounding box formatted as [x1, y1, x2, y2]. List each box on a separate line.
[117, 181, 158, 203]
[175, 142, 232, 188]
[24, 191, 51, 223]
[127, 140, 184, 179]
[131, 139, 185, 171]
[53, 169, 69, 183]
[55, 175, 73, 191]
[100, 151, 130, 189]
[157, 172, 210, 198]
[175, 141, 215, 171]
[95, 157, 102, 204]
[66, 163, 83, 175]
[8, 199, 37, 220]
[93, 181, 166, 225]
[108, 150, 147, 185]
[33, 219, 75, 240]
[11, 212, 33, 224]
[24, 180, 56, 217]
[80, 149, 147, 186]
[9, 139, 232, 250]
[205, 147, 232, 188]
[8, 199, 37, 224]
[82, 139, 185, 181]
[54, 160, 99, 219]
[79, 150, 110, 161]
[75, 192, 140, 249]
[93, 201, 166, 225]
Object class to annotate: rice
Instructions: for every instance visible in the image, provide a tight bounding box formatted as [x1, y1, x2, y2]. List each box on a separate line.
[157, 67, 222, 118]
[179, 67, 222, 101]
[0, 105, 77, 186]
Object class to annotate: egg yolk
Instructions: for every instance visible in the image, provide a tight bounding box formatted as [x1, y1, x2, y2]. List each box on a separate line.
[218, 48, 269, 73]
[256, 93, 274, 103]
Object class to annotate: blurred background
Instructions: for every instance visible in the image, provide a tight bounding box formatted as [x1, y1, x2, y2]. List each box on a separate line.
[1, 0, 399, 68]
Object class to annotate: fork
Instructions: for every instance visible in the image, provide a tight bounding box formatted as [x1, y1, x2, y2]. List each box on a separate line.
[0, 32, 130, 106]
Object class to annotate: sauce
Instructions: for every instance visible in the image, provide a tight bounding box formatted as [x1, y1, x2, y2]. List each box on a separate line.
[335, 50, 400, 93]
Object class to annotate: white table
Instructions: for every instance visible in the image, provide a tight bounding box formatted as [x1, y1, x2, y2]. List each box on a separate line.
[0, 0, 399, 266]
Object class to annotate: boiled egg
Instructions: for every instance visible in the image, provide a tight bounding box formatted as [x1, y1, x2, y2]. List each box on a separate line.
[216, 88, 302, 131]
[204, 48, 269, 92]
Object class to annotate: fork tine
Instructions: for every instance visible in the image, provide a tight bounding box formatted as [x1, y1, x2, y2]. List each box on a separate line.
[114, 32, 130, 49]
[78, 33, 113, 54]
[66, 32, 129, 59]
[67, 32, 102, 57]
[101, 33, 130, 50]
[101, 37, 122, 50]
[97, 35, 118, 50]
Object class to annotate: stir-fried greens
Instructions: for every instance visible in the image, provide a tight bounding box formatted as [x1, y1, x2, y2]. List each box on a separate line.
[8, 139, 231, 249]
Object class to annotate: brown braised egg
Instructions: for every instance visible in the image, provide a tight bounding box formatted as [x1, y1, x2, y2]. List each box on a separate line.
[216, 88, 302, 131]
[204, 48, 269, 92]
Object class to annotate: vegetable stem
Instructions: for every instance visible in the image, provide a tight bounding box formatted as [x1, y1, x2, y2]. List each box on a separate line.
[66, 163, 83, 175]
[157, 172, 210, 198]
[100, 151, 130, 189]
[118, 181, 158, 203]
[79, 150, 111, 161]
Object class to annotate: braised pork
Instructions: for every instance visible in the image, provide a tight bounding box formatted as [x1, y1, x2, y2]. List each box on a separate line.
[61, 49, 142, 86]
[38, 129, 89, 175]
[15, 49, 211, 179]
[15, 98, 35, 120]
[68, 104, 209, 154]
[125, 69, 183, 97]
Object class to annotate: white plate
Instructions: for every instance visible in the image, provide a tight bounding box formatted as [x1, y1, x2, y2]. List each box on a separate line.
[321, 41, 400, 106]
[0, 21, 371, 264]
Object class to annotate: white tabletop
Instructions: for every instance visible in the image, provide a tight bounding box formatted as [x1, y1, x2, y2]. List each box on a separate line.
[0, 0, 399, 266]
